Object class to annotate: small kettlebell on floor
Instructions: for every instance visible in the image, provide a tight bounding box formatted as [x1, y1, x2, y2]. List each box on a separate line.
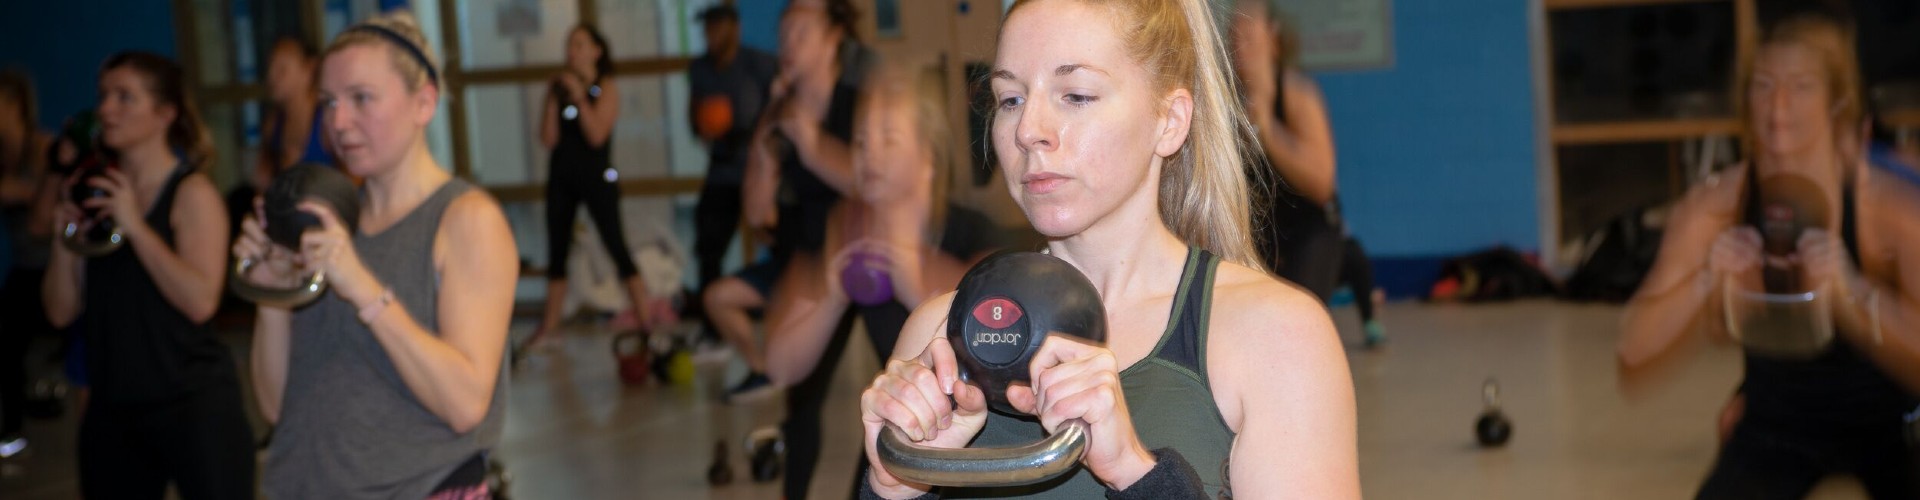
[707, 440, 734, 486]
[1475, 378, 1513, 448]
[747, 428, 785, 483]
[486, 457, 513, 500]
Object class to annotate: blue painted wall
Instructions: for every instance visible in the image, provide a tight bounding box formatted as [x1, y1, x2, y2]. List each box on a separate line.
[1315, 0, 1540, 261]
[737, 0, 790, 54]
[0, 1, 179, 131]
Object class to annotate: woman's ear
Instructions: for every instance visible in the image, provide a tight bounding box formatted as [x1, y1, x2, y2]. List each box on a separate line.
[414, 84, 440, 126]
[157, 102, 180, 132]
[1154, 88, 1194, 158]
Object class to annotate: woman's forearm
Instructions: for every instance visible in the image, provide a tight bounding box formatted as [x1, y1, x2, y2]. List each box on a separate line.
[251, 307, 293, 423]
[1619, 269, 1715, 368]
[363, 304, 500, 433]
[42, 240, 84, 328]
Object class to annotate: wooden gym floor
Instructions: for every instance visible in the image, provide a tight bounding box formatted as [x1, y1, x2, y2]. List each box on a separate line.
[0, 301, 1871, 499]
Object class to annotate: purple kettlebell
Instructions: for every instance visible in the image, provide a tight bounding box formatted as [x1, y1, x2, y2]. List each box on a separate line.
[842, 250, 894, 307]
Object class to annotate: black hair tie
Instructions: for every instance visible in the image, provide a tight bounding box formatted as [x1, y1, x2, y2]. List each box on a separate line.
[346, 24, 439, 85]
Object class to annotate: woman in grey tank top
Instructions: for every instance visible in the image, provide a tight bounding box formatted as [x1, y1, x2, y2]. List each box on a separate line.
[232, 12, 520, 499]
[857, 0, 1360, 498]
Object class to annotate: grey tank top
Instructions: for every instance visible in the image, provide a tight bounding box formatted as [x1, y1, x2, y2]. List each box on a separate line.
[265, 179, 507, 499]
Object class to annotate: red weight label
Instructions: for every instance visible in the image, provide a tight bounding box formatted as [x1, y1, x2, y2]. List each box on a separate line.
[972, 298, 1022, 330]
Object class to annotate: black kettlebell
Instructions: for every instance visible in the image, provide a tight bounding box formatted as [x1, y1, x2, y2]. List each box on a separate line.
[230, 163, 360, 307]
[25, 378, 69, 419]
[67, 164, 110, 217]
[706, 440, 734, 486]
[747, 428, 784, 483]
[875, 251, 1107, 487]
[485, 457, 513, 500]
[262, 163, 360, 249]
[553, 80, 601, 121]
[1475, 379, 1513, 448]
[50, 109, 101, 176]
[61, 162, 124, 257]
[945, 252, 1108, 413]
[1755, 174, 1830, 293]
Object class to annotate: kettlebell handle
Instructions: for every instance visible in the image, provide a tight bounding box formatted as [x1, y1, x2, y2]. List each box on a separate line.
[229, 258, 329, 308]
[61, 221, 124, 257]
[875, 418, 1089, 487]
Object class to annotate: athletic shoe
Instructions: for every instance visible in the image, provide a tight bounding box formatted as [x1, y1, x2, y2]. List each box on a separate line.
[726, 372, 777, 403]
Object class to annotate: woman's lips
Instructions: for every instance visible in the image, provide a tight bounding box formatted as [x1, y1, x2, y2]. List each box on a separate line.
[1022, 172, 1068, 195]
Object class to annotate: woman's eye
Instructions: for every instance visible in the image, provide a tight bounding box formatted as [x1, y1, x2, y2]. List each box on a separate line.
[998, 96, 1024, 110]
[1064, 94, 1098, 106]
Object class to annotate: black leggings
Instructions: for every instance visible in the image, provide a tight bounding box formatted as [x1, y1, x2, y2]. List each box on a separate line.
[546, 163, 639, 280]
[1276, 226, 1381, 323]
[692, 185, 742, 334]
[79, 379, 256, 500]
[1697, 418, 1918, 499]
[783, 311, 860, 500]
[1, 267, 48, 436]
[1276, 222, 1344, 304]
[693, 185, 742, 290]
[1338, 237, 1378, 323]
[781, 301, 911, 499]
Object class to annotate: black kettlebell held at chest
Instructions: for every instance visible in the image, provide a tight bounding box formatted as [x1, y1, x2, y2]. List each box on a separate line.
[61, 161, 125, 257]
[263, 163, 360, 249]
[875, 251, 1107, 487]
[229, 163, 360, 307]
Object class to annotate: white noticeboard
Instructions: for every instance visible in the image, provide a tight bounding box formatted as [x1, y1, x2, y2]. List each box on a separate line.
[1274, 0, 1394, 71]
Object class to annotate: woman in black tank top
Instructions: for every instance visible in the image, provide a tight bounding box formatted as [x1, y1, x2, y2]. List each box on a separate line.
[1231, 2, 1387, 347]
[1229, 4, 1344, 293]
[858, 0, 1360, 498]
[234, 14, 519, 498]
[43, 52, 253, 500]
[524, 23, 670, 352]
[1618, 12, 1920, 498]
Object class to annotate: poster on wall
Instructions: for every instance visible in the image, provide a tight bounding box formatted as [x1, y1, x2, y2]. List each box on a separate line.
[497, 0, 543, 38]
[1273, 0, 1394, 71]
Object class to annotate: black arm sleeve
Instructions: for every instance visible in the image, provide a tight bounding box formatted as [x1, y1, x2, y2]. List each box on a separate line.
[1106, 447, 1210, 500]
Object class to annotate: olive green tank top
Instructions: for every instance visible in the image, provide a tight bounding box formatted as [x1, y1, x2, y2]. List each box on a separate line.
[949, 247, 1236, 499]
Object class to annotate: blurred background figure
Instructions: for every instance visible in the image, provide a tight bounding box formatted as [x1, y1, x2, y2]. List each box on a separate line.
[686, 4, 778, 355]
[759, 59, 1006, 498]
[0, 68, 55, 458]
[1233, 0, 1386, 347]
[1617, 8, 1920, 498]
[703, 0, 874, 407]
[42, 51, 252, 500]
[521, 22, 669, 354]
[703, 0, 879, 497]
[259, 37, 331, 172]
[227, 36, 333, 243]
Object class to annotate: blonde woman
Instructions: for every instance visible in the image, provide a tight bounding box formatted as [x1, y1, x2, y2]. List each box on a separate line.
[857, 0, 1360, 497]
[235, 12, 518, 499]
